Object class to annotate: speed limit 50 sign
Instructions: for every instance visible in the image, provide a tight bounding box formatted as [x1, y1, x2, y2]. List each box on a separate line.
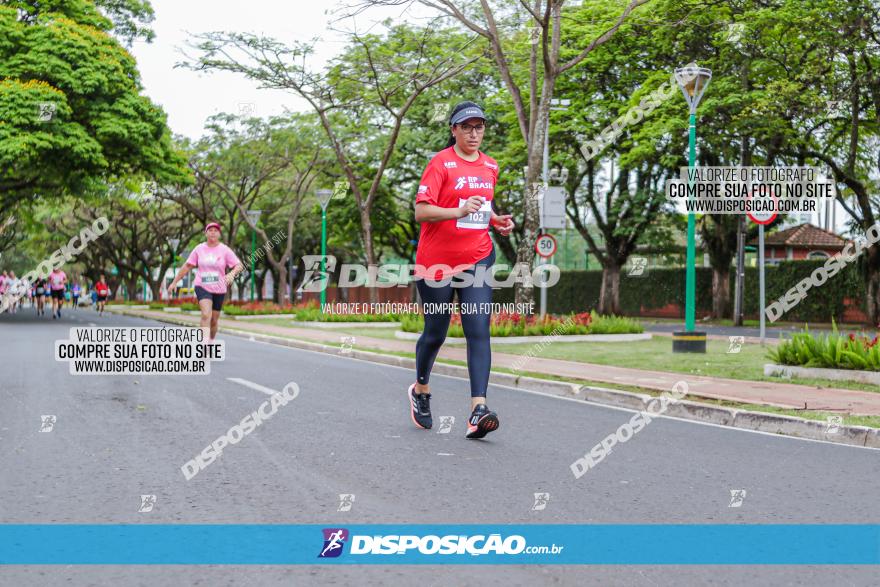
[535, 234, 557, 258]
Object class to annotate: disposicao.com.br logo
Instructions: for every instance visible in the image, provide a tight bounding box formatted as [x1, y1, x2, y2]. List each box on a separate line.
[317, 528, 563, 558]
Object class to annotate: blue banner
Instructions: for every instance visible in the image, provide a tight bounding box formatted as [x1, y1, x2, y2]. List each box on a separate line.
[1, 525, 878, 564]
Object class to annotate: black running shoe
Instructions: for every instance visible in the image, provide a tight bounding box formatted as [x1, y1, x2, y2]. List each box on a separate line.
[465, 404, 499, 439]
[408, 384, 432, 429]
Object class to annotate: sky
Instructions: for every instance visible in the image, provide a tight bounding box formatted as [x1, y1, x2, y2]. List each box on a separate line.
[127, 0, 838, 232]
[129, 0, 431, 140]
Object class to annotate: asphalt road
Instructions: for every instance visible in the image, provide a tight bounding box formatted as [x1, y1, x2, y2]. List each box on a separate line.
[1, 306, 878, 586]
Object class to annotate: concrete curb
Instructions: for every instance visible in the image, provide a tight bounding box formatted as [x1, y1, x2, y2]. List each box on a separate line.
[764, 363, 880, 386]
[228, 313, 297, 320]
[111, 307, 879, 449]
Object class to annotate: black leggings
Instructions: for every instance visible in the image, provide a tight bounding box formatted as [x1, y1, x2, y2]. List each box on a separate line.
[415, 248, 495, 398]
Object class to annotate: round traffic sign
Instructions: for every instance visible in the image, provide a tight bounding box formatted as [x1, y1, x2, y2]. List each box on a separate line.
[535, 234, 557, 258]
[746, 191, 779, 225]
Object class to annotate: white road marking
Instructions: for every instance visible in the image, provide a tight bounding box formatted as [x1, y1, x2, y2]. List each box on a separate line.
[227, 377, 279, 396]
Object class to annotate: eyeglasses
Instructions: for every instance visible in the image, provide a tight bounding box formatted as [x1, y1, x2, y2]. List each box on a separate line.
[457, 123, 486, 134]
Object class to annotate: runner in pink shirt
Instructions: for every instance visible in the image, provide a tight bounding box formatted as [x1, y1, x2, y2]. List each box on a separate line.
[48, 268, 67, 319]
[166, 222, 244, 341]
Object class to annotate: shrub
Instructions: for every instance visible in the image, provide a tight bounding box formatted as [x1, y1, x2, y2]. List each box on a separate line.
[400, 310, 640, 337]
[180, 302, 200, 312]
[588, 312, 644, 334]
[148, 302, 165, 310]
[768, 324, 880, 371]
[224, 302, 295, 315]
[292, 306, 399, 322]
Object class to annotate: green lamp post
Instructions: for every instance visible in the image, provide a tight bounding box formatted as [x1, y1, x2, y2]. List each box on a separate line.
[673, 64, 711, 353]
[315, 189, 334, 311]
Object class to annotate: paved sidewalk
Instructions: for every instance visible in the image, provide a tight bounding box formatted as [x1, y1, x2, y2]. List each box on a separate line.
[119, 309, 880, 416]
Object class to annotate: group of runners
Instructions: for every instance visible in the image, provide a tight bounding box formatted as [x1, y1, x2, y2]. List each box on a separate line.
[3, 99, 511, 440]
[0, 270, 112, 317]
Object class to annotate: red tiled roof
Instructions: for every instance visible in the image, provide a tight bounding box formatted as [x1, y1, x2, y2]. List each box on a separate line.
[749, 223, 848, 249]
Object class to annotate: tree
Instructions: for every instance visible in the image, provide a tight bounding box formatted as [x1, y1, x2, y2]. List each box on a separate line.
[183, 22, 480, 302]
[356, 0, 652, 310]
[0, 1, 187, 212]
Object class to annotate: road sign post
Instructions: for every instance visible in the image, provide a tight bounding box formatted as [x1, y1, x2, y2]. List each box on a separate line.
[759, 224, 765, 344]
[747, 195, 777, 345]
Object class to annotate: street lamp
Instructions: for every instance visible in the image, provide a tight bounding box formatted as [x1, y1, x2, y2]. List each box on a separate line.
[167, 238, 179, 301]
[673, 64, 711, 353]
[315, 189, 334, 311]
[246, 210, 262, 301]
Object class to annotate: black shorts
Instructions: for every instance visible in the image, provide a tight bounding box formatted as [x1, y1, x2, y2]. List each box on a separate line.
[51, 289, 65, 301]
[194, 286, 225, 311]
[97, 295, 107, 302]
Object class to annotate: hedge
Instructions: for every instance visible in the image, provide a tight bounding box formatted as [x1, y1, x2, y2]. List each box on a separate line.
[490, 260, 866, 323]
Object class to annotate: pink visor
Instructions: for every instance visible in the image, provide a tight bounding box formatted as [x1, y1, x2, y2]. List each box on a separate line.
[205, 222, 221, 232]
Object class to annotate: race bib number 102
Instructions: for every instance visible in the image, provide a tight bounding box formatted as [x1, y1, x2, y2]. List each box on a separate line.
[456, 198, 492, 230]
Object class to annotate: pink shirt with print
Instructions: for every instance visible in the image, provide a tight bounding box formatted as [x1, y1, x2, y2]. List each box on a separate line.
[49, 270, 67, 291]
[185, 243, 241, 295]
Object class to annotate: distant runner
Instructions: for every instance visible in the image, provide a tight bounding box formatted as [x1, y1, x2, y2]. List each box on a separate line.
[94, 275, 110, 316]
[33, 277, 47, 316]
[71, 281, 81, 309]
[166, 222, 244, 342]
[48, 267, 67, 319]
[4, 271, 22, 313]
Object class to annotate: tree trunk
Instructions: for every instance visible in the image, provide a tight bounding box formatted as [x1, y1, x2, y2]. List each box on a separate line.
[274, 263, 287, 305]
[598, 263, 621, 315]
[124, 277, 137, 301]
[360, 207, 378, 304]
[514, 143, 544, 312]
[712, 265, 731, 320]
[865, 245, 880, 325]
[255, 270, 266, 301]
[149, 280, 162, 302]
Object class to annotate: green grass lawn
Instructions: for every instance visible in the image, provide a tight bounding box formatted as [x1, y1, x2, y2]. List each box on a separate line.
[483, 336, 880, 394]
[240, 319, 403, 341]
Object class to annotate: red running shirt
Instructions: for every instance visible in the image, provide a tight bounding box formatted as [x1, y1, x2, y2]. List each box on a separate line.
[414, 146, 498, 280]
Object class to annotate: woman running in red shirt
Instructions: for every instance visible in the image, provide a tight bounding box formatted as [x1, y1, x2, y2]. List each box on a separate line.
[408, 101, 515, 439]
